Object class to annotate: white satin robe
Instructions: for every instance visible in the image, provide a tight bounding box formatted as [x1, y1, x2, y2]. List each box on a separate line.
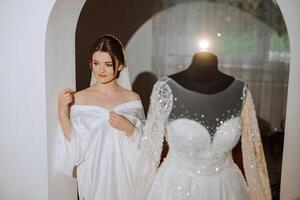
[56, 100, 145, 200]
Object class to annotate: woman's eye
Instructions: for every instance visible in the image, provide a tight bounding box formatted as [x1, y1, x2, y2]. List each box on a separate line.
[106, 63, 113, 67]
[93, 62, 98, 65]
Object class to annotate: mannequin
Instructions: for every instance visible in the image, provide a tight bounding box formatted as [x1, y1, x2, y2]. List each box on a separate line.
[169, 51, 235, 94]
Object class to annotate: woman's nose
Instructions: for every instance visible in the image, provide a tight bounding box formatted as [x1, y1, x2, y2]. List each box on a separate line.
[99, 65, 105, 73]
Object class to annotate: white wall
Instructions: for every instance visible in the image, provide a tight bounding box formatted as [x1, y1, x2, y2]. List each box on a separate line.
[46, 0, 85, 199]
[0, 1, 55, 200]
[277, 1, 300, 199]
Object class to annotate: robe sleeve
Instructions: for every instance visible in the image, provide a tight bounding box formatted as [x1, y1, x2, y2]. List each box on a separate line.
[130, 78, 173, 200]
[241, 87, 272, 200]
[55, 114, 89, 177]
[126, 108, 146, 146]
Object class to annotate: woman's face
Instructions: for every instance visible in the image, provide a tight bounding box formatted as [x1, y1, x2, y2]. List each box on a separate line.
[91, 51, 123, 84]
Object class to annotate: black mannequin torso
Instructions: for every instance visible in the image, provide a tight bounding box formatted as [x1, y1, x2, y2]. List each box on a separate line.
[169, 51, 235, 94]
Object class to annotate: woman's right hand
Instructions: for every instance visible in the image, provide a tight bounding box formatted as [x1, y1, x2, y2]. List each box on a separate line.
[58, 88, 75, 116]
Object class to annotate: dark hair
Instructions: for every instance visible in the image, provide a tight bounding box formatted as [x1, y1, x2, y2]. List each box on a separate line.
[89, 34, 125, 78]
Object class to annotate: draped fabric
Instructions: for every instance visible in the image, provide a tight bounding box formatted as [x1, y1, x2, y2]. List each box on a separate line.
[56, 101, 145, 200]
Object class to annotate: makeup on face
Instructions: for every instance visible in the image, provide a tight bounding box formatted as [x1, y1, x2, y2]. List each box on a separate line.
[92, 51, 119, 83]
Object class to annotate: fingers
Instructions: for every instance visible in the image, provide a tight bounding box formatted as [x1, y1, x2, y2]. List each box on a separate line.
[108, 111, 121, 126]
[60, 88, 75, 96]
[63, 88, 75, 93]
[58, 88, 75, 106]
[109, 111, 118, 117]
[109, 112, 117, 122]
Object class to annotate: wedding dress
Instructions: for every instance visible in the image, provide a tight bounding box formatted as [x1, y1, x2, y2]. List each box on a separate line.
[132, 76, 271, 200]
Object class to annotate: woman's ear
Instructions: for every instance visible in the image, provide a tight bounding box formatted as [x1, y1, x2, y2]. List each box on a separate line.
[89, 61, 92, 70]
[118, 64, 124, 71]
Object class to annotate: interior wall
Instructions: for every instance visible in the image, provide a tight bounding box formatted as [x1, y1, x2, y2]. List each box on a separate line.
[277, 0, 300, 199]
[0, 1, 54, 200]
[125, 19, 153, 82]
[45, 0, 86, 199]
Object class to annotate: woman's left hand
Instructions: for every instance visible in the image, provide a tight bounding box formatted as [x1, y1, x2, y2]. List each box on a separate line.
[109, 111, 134, 136]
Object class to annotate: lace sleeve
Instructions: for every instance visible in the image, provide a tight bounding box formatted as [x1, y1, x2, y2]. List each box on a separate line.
[241, 87, 272, 200]
[131, 78, 173, 200]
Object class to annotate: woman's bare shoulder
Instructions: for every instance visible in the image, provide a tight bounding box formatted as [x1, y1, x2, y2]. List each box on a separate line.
[121, 88, 141, 101]
[74, 87, 93, 104]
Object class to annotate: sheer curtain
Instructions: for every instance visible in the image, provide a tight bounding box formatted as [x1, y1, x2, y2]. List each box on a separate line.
[151, 1, 289, 133]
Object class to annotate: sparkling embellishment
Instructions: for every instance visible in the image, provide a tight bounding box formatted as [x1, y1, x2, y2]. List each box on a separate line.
[177, 186, 182, 191]
[141, 136, 148, 141]
[216, 167, 219, 171]
[186, 193, 190, 196]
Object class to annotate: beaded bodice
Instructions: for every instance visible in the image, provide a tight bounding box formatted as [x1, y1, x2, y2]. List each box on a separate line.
[164, 77, 245, 174]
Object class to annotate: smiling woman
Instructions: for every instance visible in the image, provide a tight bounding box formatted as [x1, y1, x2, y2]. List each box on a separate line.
[55, 34, 145, 200]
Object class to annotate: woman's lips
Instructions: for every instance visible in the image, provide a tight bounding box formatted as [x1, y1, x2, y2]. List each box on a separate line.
[98, 74, 106, 78]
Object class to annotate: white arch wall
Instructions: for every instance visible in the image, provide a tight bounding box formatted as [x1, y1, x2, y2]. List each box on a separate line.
[46, 0, 85, 199]
[0, 1, 299, 200]
[277, 1, 300, 199]
[0, 1, 55, 199]
[0, 0, 86, 199]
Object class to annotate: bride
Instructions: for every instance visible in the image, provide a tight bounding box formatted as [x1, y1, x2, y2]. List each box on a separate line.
[56, 34, 145, 200]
